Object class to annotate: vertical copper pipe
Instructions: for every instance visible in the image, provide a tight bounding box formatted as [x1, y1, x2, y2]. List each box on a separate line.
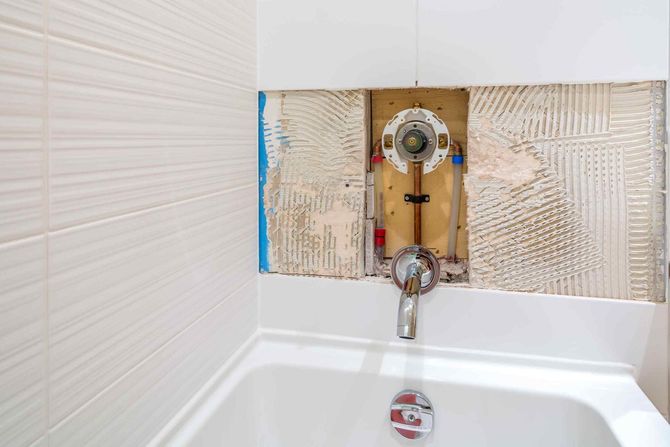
[413, 163, 422, 244]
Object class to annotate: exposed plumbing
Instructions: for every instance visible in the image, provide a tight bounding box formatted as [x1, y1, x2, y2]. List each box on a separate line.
[381, 103, 451, 249]
[413, 162, 422, 244]
[372, 140, 386, 272]
[446, 142, 464, 261]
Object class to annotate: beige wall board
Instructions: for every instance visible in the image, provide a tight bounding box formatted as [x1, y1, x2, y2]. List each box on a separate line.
[261, 90, 368, 278]
[371, 89, 469, 259]
[467, 82, 666, 301]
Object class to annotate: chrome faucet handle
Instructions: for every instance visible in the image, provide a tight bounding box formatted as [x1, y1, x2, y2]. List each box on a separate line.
[390, 245, 440, 293]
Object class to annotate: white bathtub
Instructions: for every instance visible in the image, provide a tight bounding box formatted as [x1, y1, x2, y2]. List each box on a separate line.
[152, 275, 670, 446]
[155, 331, 667, 446]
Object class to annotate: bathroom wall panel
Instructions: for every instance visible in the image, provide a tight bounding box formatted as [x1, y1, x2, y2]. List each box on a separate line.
[48, 187, 257, 425]
[0, 3, 47, 446]
[0, 0, 257, 442]
[0, 14, 45, 242]
[417, 0, 669, 86]
[258, 0, 417, 90]
[49, 0, 255, 89]
[0, 237, 46, 447]
[0, 1, 43, 31]
[48, 39, 256, 229]
[49, 282, 257, 447]
[42, 0, 260, 431]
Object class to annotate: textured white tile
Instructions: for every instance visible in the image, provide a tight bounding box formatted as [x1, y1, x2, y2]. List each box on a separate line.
[0, 237, 46, 447]
[48, 38, 256, 229]
[49, 281, 257, 447]
[49, 0, 255, 88]
[28, 436, 47, 447]
[0, 1, 43, 31]
[48, 186, 257, 425]
[0, 15, 44, 242]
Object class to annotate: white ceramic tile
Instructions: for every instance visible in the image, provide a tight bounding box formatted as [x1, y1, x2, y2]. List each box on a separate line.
[0, 10, 44, 242]
[49, 281, 257, 447]
[417, 0, 669, 86]
[28, 436, 47, 447]
[259, 274, 661, 367]
[259, 274, 670, 415]
[48, 38, 256, 229]
[0, 1, 43, 31]
[638, 303, 669, 418]
[48, 186, 257, 425]
[49, 0, 255, 88]
[258, 0, 417, 90]
[0, 237, 46, 447]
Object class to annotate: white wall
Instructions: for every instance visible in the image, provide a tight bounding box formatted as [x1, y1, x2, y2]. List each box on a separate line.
[258, 0, 417, 90]
[258, 0, 668, 90]
[417, 0, 669, 87]
[260, 274, 669, 417]
[0, 1, 257, 446]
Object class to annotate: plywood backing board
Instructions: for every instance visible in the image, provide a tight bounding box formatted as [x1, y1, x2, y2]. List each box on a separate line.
[371, 89, 469, 259]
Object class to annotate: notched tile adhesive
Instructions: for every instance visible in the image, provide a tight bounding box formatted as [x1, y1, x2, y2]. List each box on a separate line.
[260, 83, 665, 301]
[260, 90, 368, 278]
[467, 82, 665, 301]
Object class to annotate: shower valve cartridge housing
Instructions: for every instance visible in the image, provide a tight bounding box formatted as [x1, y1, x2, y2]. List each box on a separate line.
[382, 106, 451, 174]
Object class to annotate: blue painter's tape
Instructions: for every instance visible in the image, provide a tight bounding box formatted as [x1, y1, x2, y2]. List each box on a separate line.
[258, 91, 270, 272]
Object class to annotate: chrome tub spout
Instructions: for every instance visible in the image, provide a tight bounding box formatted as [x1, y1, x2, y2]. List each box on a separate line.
[391, 246, 440, 340]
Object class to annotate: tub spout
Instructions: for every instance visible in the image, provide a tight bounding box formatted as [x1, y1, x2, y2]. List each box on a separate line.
[397, 259, 429, 339]
[391, 245, 440, 341]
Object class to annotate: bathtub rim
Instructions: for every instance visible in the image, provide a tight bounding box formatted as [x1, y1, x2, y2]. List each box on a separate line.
[149, 328, 670, 447]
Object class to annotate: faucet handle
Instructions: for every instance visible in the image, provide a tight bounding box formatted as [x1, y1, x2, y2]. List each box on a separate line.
[390, 245, 440, 293]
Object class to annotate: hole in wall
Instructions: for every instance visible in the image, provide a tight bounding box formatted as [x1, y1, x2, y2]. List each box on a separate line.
[369, 88, 469, 284]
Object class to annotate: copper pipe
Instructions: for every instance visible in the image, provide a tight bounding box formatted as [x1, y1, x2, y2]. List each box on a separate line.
[413, 162, 422, 244]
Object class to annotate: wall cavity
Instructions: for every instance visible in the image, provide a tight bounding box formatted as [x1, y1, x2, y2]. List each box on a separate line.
[467, 82, 666, 301]
[260, 90, 368, 278]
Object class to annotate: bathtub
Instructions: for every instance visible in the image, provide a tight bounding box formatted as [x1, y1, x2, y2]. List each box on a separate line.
[152, 275, 670, 446]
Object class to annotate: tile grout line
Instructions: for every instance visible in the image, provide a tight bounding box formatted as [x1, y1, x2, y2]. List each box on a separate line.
[41, 0, 51, 444]
[46, 33, 256, 94]
[414, 0, 419, 86]
[0, 181, 258, 251]
[48, 182, 258, 236]
[47, 275, 256, 435]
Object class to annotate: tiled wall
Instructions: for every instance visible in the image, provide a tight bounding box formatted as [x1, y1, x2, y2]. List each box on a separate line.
[0, 1, 257, 446]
